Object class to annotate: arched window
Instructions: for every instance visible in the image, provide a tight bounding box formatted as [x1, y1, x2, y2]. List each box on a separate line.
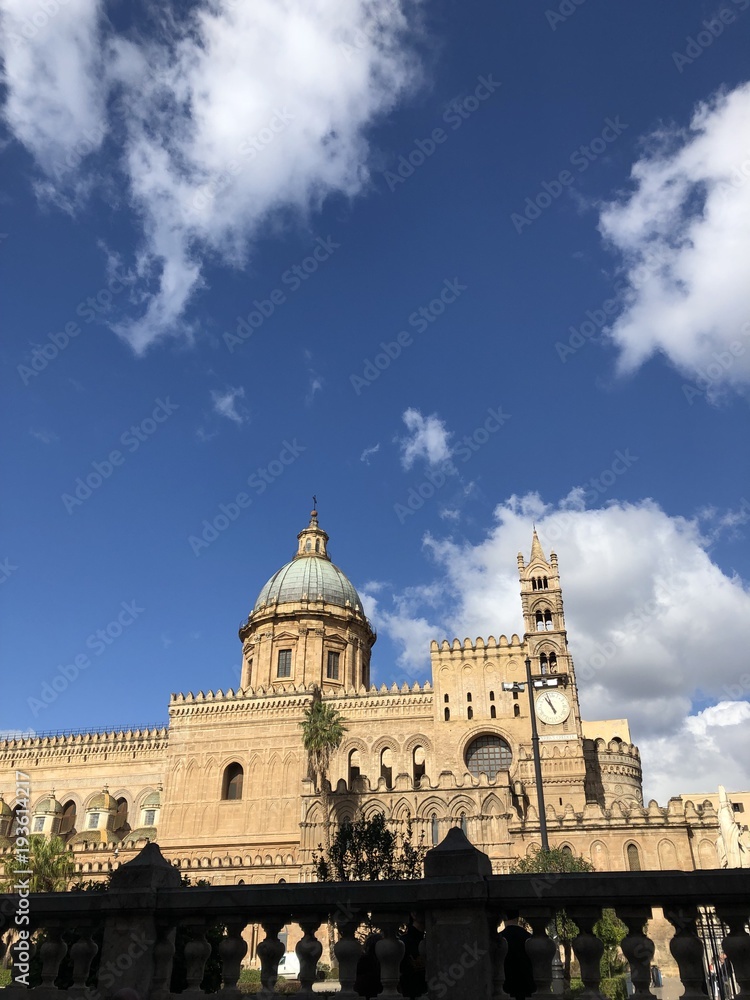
[113, 797, 129, 833]
[444, 694, 449, 703]
[380, 748, 393, 789]
[543, 577, 548, 589]
[59, 800, 77, 838]
[460, 813, 467, 835]
[540, 653, 548, 675]
[549, 653, 557, 672]
[531, 578, 537, 591]
[489, 691, 495, 701]
[490, 705, 497, 719]
[535, 611, 544, 631]
[544, 610, 553, 630]
[222, 763, 244, 801]
[413, 746, 426, 785]
[306, 540, 311, 551]
[467, 692, 472, 703]
[444, 708, 450, 721]
[513, 705, 520, 718]
[465, 735, 513, 779]
[431, 815, 439, 845]
[561, 844, 573, 856]
[315, 539, 320, 552]
[348, 749, 361, 785]
[467, 707, 473, 720]
[627, 843, 641, 871]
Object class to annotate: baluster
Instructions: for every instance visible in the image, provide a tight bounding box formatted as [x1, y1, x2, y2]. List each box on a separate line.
[69, 924, 98, 993]
[295, 917, 323, 999]
[569, 906, 604, 1000]
[334, 917, 363, 1000]
[257, 919, 285, 999]
[665, 906, 705, 1000]
[415, 933, 429, 1000]
[373, 915, 406, 998]
[490, 912, 509, 1000]
[716, 904, 750, 998]
[39, 924, 68, 987]
[616, 906, 655, 1000]
[151, 921, 177, 1000]
[183, 919, 212, 995]
[525, 910, 556, 1000]
[219, 919, 248, 999]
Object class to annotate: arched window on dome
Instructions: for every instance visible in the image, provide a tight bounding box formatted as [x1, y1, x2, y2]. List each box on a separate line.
[315, 539, 320, 552]
[306, 540, 311, 552]
[222, 763, 244, 801]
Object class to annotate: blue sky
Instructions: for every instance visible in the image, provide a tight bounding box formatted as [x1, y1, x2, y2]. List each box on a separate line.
[2, 0, 749, 801]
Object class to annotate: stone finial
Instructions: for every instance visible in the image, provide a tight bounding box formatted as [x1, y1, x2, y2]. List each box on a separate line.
[424, 827, 492, 878]
[110, 842, 181, 890]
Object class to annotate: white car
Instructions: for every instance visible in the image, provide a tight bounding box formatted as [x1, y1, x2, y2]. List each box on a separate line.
[277, 951, 301, 980]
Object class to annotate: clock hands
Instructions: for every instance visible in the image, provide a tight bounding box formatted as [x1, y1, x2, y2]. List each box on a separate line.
[545, 694, 557, 714]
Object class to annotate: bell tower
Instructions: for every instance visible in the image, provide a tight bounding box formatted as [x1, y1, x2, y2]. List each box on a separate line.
[518, 530, 581, 730]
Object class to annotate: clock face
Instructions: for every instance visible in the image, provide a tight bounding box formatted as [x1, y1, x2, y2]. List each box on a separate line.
[535, 690, 571, 725]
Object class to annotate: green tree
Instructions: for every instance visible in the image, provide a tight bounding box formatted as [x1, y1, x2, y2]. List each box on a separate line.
[594, 909, 627, 979]
[299, 688, 347, 850]
[314, 812, 426, 882]
[509, 846, 595, 981]
[0, 835, 75, 893]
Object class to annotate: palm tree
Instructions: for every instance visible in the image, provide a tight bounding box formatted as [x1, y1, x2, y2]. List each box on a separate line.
[0, 835, 75, 892]
[299, 687, 347, 851]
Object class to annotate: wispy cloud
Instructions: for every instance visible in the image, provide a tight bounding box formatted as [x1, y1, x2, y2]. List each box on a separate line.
[0, 0, 423, 353]
[398, 408, 452, 469]
[304, 350, 324, 404]
[211, 386, 247, 425]
[29, 428, 59, 445]
[360, 443, 381, 464]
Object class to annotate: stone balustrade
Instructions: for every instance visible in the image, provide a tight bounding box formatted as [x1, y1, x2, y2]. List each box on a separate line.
[1, 830, 748, 999]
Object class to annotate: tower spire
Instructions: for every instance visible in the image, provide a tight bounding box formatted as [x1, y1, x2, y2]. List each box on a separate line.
[530, 528, 546, 564]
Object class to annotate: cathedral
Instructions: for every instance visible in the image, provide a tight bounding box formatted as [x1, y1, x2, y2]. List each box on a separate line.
[0, 510, 740, 886]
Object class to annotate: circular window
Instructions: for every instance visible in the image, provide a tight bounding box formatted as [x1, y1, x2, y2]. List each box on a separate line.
[465, 735, 512, 779]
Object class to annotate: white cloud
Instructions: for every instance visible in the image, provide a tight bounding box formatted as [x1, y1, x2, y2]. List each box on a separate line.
[29, 428, 58, 445]
[360, 443, 381, 464]
[211, 386, 246, 425]
[366, 494, 750, 799]
[398, 408, 452, 469]
[599, 82, 750, 396]
[0, 0, 422, 353]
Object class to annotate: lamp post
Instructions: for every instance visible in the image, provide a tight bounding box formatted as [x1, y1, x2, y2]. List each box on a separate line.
[525, 655, 549, 851]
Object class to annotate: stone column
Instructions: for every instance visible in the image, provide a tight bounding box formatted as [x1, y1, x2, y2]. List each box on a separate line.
[423, 826, 493, 999]
[97, 842, 181, 999]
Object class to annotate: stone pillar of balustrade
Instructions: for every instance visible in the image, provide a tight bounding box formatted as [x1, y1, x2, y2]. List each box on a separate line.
[97, 841, 181, 999]
[423, 826, 494, 1000]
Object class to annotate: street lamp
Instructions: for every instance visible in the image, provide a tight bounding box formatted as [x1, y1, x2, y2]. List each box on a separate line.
[502, 655, 568, 851]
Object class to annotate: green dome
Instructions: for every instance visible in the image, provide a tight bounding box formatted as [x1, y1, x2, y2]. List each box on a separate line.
[254, 557, 362, 612]
[252, 510, 363, 612]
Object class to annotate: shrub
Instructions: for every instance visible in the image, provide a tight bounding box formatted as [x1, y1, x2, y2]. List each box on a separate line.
[600, 975, 628, 1000]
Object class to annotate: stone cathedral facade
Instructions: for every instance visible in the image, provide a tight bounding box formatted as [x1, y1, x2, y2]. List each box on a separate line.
[0, 511, 735, 888]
